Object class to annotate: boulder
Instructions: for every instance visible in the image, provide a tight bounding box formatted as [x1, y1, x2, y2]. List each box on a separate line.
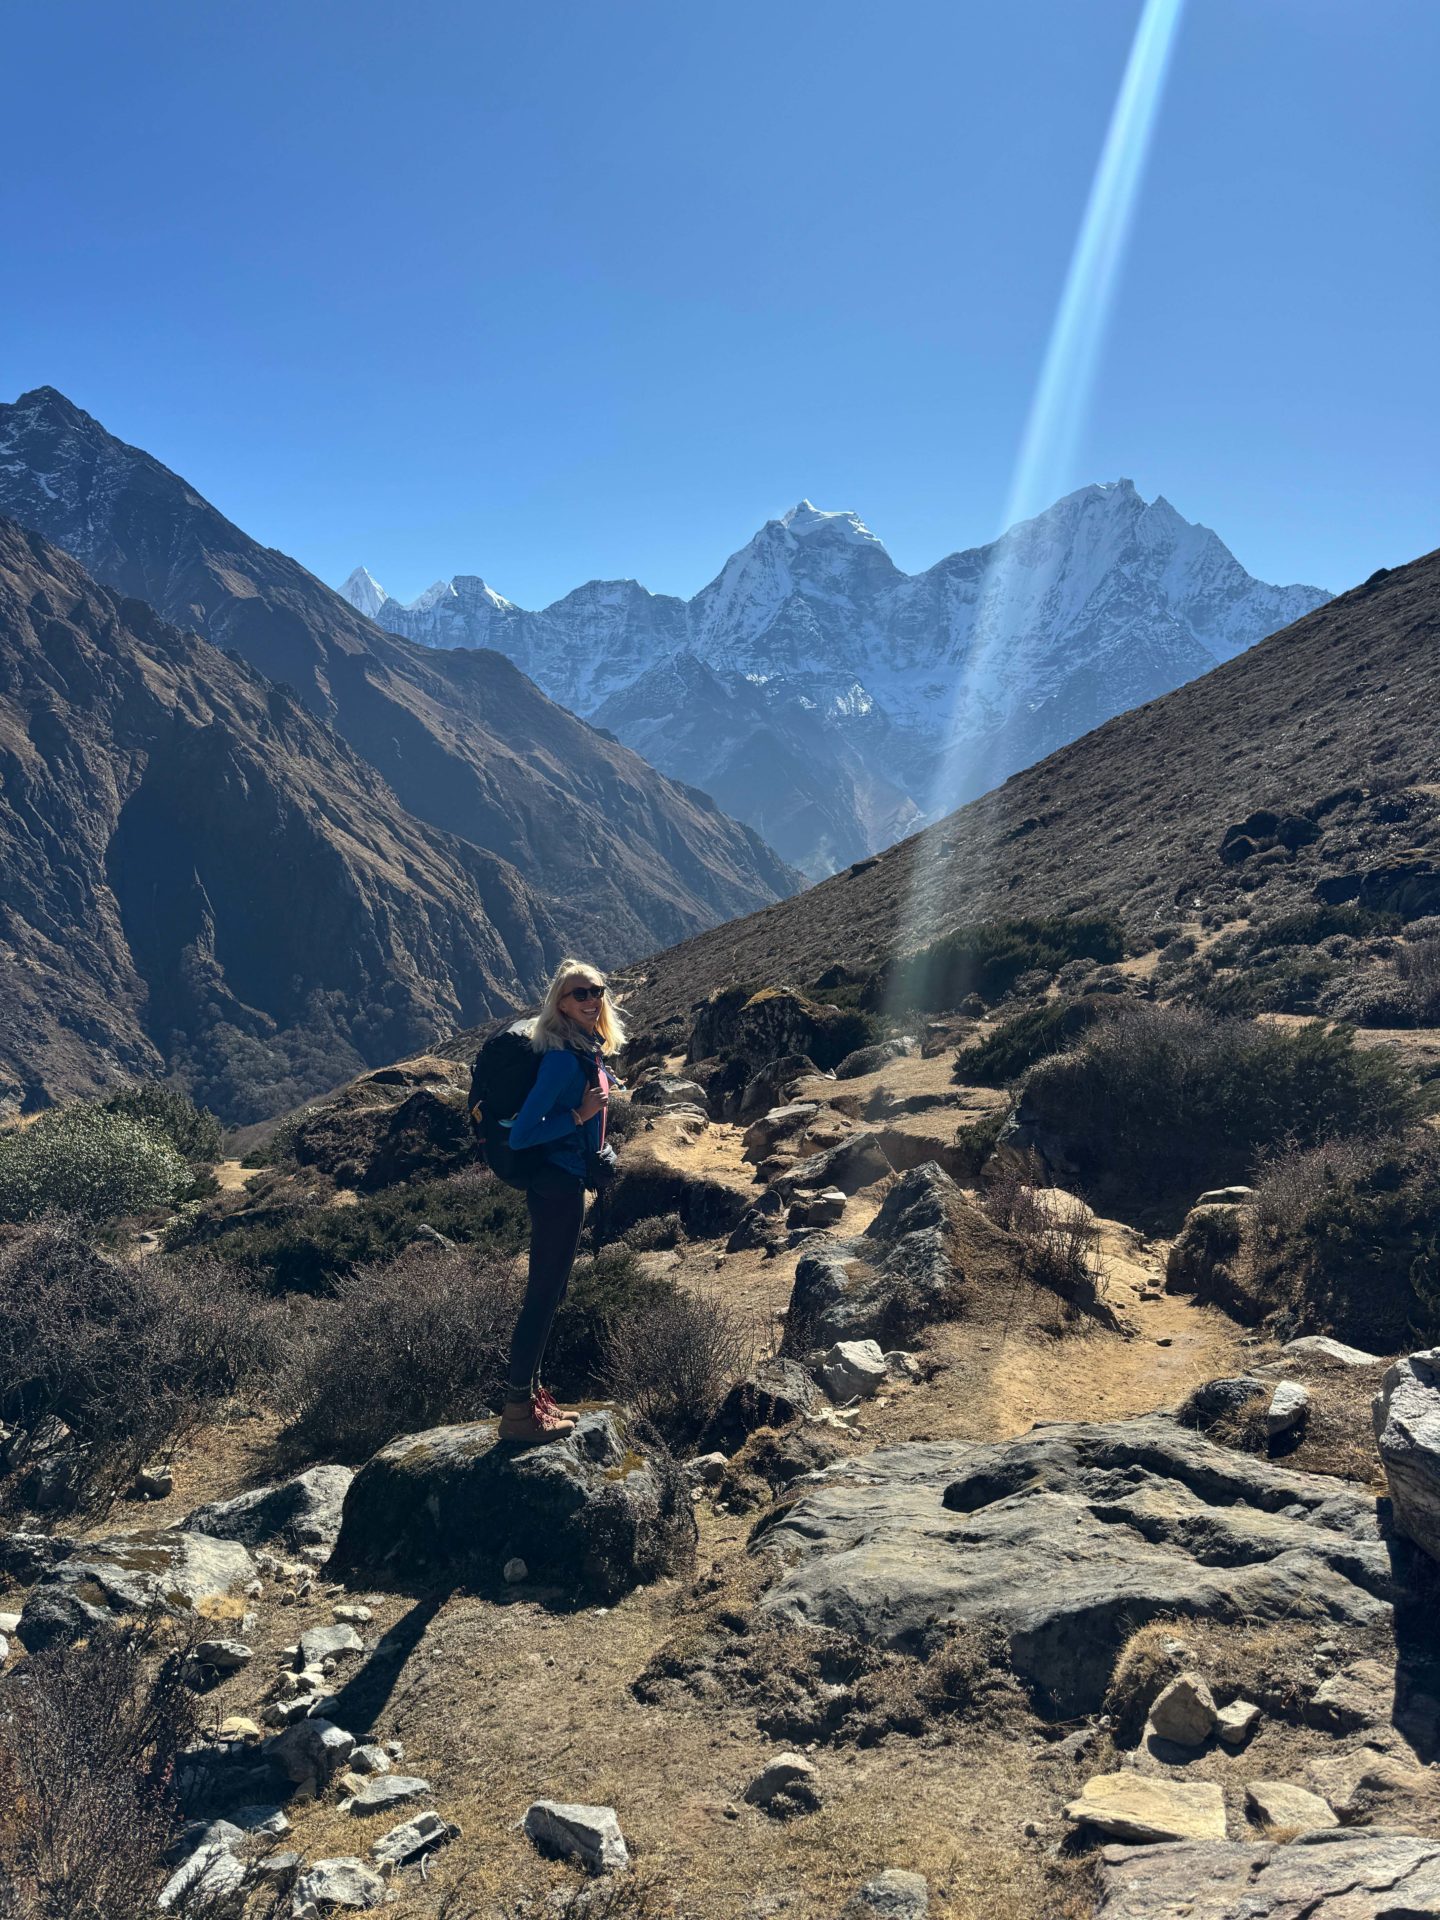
[743, 1751, 821, 1815]
[755, 1414, 1394, 1716]
[1306, 1658, 1392, 1733]
[699, 1358, 824, 1452]
[299, 1622, 365, 1666]
[788, 1187, 847, 1230]
[269, 1717, 356, 1788]
[840, 1869, 930, 1919]
[1372, 1346, 1440, 1563]
[743, 1103, 820, 1160]
[818, 1340, 888, 1403]
[293, 1857, 388, 1911]
[360, 1086, 472, 1190]
[1065, 1773, 1227, 1843]
[1092, 1832, 1440, 1918]
[331, 1408, 695, 1603]
[0, 1531, 75, 1587]
[1179, 1376, 1266, 1431]
[632, 1075, 710, 1111]
[835, 1041, 911, 1080]
[735, 1053, 823, 1120]
[1266, 1381, 1310, 1437]
[1164, 1205, 1246, 1305]
[1282, 1335, 1385, 1368]
[1215, 1700, 1260, 1748]
[181, 1465, 355, 1554]
[17, 1529, 257, 1651]
[371, 1811, 458, 1869]
[1147, 1672, 1217, 1747]
[689, 986, 862, 1077]
[158, 1841, 246, 1912]
[523, 1800, 629, 1873]
[1244, 1780, 1337, 1833]
[344, 1774, 431, 1814]
[195, 1638, 253, 1672]
[774, 1132, 893, 1200]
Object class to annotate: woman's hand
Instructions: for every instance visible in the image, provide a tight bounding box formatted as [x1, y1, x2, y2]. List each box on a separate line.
[576, 1084, 608, 1124]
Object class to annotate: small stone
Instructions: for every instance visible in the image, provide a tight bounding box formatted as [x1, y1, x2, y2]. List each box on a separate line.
[743, 1751, 821, 1814]
[840, 1868, 930, 1918]
[219, 1715, 265, 1742]
[1148, 1672, 1218, 1747]
[1245, 1779, 1339, 1832]
[233, 1805, 291, 1837]
[0, 1612, 21, 1634]
[1266, 1381, 1310, 1437]
[0, 1635, 8, 1663]
[503, 1556, 529, 1584]
[1065, 1773, 1227, 1843]
[1215, 1700, 1261, 1747]
[685, 1452, 728, 1486]
[344, 1773, 432, 1813]
[132, 1465, 174, 1500]
[384, 1740, 404, 1760]
[1282, 1334, 1384, 1367]
[349, 1744, 392, 1776]
[158, 1842, 246, 1911]
[523, 1800, 630, 1873]
[883, 1351, 923, 1380]
[299, 1622, 365, 1667]
[292, 1857, 387, 1910]
[1196, 1186, 1253, 1206]
[371, 1810, 459, 1870]
[195, 1637, 253, 1672]
[254, 1849, 301, 1881]
[818, 1339, 888, 1402]
[333, 1603, 373, 1625]
[269, 1716, 356, 1787]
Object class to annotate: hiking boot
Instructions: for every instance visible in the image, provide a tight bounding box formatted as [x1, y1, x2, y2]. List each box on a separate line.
[497, 1394, 575, 1446]
[534, 1386, 579, 1423]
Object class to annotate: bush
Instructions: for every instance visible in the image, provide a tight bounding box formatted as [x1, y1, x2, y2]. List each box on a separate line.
[982, 1154, 1113, 1327]
[1248, 905, 1400, 947]
[600, 1290, 755, 1446]
[1396, 937, 1440, 1024]
[0, 1618, 198, 1920]
[957, 997, 1105, 1086]
[0, 1106, 192, 1225]
[875, 913, 1125, 1014]
[1192, 950, 1338, 1017]
[279, 1242, 522, 1461]
[96, 1083, 223, 1167]
[542, 1248, 678, 1402]
[1022, 1003, 1421, 1220]
[170, 1167, 529, 1292]
[620, 1212, 683, 1252]
[0, 1222, 282, 1514]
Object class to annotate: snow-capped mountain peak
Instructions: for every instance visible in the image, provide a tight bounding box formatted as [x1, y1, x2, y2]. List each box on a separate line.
[779, 499, 885, 549]
[340, 565, 388, 618]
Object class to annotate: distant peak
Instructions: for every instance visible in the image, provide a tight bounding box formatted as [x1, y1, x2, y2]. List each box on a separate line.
[779, 500, 885, 548]
[10, 386, 94, 427]
[339, 565, 388, 616]
[408, 579, 457, 613]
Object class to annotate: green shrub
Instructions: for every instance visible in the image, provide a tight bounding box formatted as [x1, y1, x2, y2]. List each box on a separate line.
[1192, 950, 1339, 1016]
[1022, 1003, 1421, 1221]
[0, 1106, 192, 1225]
[170, 1167, 528, 1292]
[600, 1289, 754, 1446]
[875, 914, 1125, 1014]
[956, 998, 1105, 1086]
[96, 1083, 223, 1166]
[543, 1248, 676, 1400]
[1249, 905, 1400, 947]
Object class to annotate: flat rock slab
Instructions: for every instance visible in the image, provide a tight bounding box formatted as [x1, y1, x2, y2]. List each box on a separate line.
[17, 1529, 257, 1651]
[1373, 1346, 1440, 1564]
[371, 1811, 458, 1868]
[1244, 1780, 1337, 1832]
[344, 1773, 431, 1813]
[1066, 1773, 1227, 1843]
[756, 1414, 1393, 1715]
[331, 1408, 695, 1603]
[1283, 1335, 1386, 1367]
[180, 1465, 355, 1554]
[293, 1857, 387, 1911]
[840, 1868, 930, 1918]
[523, 1800, 629, 1873]
[1093, 1831, 1440, 1918]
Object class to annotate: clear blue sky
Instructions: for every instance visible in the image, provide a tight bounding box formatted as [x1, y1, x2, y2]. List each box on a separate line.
[3, 0, 1436, 608]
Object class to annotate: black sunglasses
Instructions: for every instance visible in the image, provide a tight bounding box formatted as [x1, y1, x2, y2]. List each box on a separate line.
[565, 984, 605, 1003]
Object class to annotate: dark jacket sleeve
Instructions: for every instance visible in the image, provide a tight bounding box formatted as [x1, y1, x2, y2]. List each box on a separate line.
[508, 1049, 585, 1150]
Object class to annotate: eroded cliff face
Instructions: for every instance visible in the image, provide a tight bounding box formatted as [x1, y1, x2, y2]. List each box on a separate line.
[0, 519, 560, 1121]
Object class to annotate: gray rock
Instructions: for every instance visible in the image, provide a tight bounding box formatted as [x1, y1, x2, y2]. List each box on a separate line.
[331, 1408, 695, 1603]
[774, 1131, 893, 1200]
[371, 1811, 459, 1869]
[17, 1529, 257, 1651]
[743, 1751, 819, 1811]
[840, 1869, 929, 1918]
[788, 1186, 848, 1230]
[299, 1622, 365, 1666]
[1266, 1381, 1311, 1437]
[158, 1841, 247, 1911]
[269, 1717, 356, 1787]
[0, 1634, 7, 1663]
[195, 1638, 253, 1672]
[333, 1603, 373, 1625]
[1093, 1831, 1440, 1917]
[756, 1414, 1394, 1716]
[523, 1800, 630, 1873]
[0, 1532, 75, 1587]
[699, 1358, 823, 1452]
[1214, 1700, 1260, 1747]
[1244, 1780, 1337, 1832]
[503, 1555, 528, 1583]
[344, 1773, 432, 1813]
[1179, 1376, 1266, 1429]
[818, 1339, 888, 1402]
[292, 1857, 388, 1910]
[1373, 1346, 1440, 1563]
[232, 1805, 291, 1837]
[1148, 1672, 1217, 1747]
[1066, 1773, 1227, 1842]
[0, 1610, 20, 1634]
[349, 1745, 391, 1776]
[686, 1452, 728, 1486]
[632, 1075, 709, 1110]
[172, 1819, 245, 1860]
[1283, 1335, 1386, 1368]
[1306, 1659, 1392, 1733]
[131, 1465, 174, 1500]
[255, 1849, 301, 1881]
[181, 1464, 355, 1554]
[1195, 1186, 1254, 1206]
[742, 1103, 820, 1158]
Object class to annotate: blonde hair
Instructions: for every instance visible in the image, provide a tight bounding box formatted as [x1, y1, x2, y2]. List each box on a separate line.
[530, 957, 628, 1056]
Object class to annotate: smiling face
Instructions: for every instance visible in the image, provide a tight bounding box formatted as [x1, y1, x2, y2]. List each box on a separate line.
[560, 976, 604, 1033]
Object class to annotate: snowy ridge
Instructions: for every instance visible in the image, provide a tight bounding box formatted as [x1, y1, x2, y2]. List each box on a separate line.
[343, 482, 1331, 879]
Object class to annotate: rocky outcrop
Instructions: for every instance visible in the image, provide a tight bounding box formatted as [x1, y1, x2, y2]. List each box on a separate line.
[699, 1358, 824, 1453]
[1092, 1831, 1440, 1918]
[1373, 1347, 1440, 1562]
[687, 987, 869, 1074]
[330, 1409, 695, 1602]
[755, 1414, 1394, 1715]
[782, 1163, 1014, 1352]
[181, 1466, 355, 1554]
[17, 1528, 257, 1650]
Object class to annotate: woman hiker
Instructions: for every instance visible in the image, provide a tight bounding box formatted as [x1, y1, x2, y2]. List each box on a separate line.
[499, 958, 625, 1444]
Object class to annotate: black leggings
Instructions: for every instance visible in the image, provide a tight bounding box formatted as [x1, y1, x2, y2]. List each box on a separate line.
[505, 1164, 587, 1399]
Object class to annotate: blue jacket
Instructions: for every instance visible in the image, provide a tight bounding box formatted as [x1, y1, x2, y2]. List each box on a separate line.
[508, 1045, 608, 1181]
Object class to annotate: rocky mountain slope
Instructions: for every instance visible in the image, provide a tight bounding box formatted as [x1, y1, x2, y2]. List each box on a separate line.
[0, 387, 797, 979]
[0, 518, 578, 1121]
[347, 488, 1329, 876]
[614, 547, 1440, 1031]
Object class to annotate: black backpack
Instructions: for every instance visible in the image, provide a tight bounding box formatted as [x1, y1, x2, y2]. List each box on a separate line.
[468, 1025, 548, 1190]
